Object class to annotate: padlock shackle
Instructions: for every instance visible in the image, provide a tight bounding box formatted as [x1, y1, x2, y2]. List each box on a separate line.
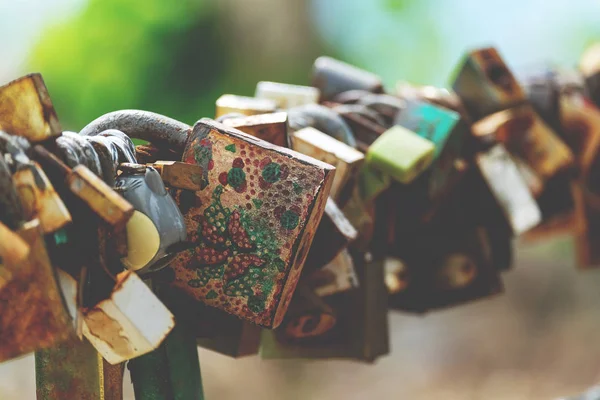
[79, 110, 190, 152]
[287, 103, 357, 147]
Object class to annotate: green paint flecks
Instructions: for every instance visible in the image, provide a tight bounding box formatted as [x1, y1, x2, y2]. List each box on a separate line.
[227, 168, 246, 188]
[187, 186, 284, 314]
[262, 162, 281, 183]
[280, 210, 300, 230]
[293, 182, 303, 194]
[252, 199, 263, 209]
[54, 228, 69, 245]
[272, 258, 286, 272]
[225, 144, 236, 153]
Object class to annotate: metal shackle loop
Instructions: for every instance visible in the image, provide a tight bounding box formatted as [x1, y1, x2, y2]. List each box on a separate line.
[79, 110, 191, 152]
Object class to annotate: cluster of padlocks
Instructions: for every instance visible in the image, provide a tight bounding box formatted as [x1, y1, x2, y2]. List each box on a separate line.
[1, 44, 600, 399]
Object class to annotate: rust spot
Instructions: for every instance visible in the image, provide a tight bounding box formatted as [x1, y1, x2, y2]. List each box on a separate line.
[0, 73, 61, 142]
[67, 165, 133, 229]
[83, 306, 133, 355]
[13, 164, 72, 233]
[0, 221, 29, 269]
[0, 220, 71, 362]
[150, 161, 205, 191]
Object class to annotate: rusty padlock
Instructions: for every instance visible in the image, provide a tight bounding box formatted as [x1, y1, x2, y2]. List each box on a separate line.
[0, 131, 72, 234]
[293, 126, 365, 201]
[221, 111, 290, 148]
[0, 219, 73, 362]
[451, 47, 527, 122]
[79, 110, 336, 328]
[0, 73, 61, 142]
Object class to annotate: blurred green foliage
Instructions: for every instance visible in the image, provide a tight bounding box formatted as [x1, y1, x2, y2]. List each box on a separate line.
[30, 0, 228, 130]
[28, 0, 600, 134]
[29, 0, 326, 132]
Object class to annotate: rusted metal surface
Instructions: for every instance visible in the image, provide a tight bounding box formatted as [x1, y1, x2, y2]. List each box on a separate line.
[499, 106, 574, 181]
[0, 221, 29, 289]
[473, 106, 574, 182]
[79, 110, 190, 152]
[0, 154, 24, 231]
[475, 144, 542, 235]
[292, 126, 364, 201]
[452, 47, 527, 121]
[35, 335, 124, 400]
[0, 73, 61, 142]
[221, 111, 290, 148]
[0, 221, 29, 266]
[103, 360, 125, 400]
[13, 162, 72, 234]
[136, 143, 180, 164]
[67, 165, 133, 230]
[148, 161, 205, 191]
[169, 118, 335, 328]
[0, 219, 72, 362]
[82, 270, 175, 364]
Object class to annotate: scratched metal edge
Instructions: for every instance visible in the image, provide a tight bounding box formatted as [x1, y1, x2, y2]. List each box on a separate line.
[271, 165, 336, 328]
[31, 73, 62, 138]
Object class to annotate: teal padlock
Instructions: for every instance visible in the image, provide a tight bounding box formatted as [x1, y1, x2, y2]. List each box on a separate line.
[394, 99, 467, 202]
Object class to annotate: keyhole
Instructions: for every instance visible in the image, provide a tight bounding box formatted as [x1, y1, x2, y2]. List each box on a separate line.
[485, 64, 515, 94]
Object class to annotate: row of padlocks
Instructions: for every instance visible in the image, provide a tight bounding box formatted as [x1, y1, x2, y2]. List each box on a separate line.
[1, 44, 600, 399]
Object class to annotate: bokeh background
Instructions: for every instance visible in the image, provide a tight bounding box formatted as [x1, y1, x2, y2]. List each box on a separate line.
[2, 0, 600, 398]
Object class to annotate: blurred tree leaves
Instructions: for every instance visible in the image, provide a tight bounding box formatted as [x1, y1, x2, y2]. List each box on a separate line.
[29, 0, 227, 130]
[383, 0, 409, 13]
[28, 0, 325, 132]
